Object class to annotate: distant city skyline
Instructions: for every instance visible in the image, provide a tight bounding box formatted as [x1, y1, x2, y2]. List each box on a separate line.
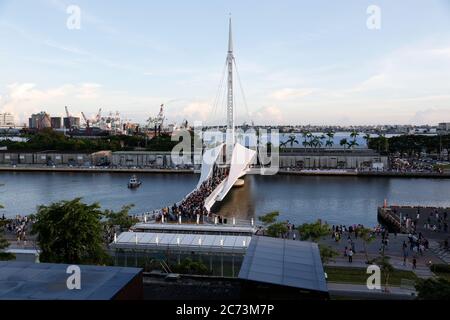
[0, 0, 450, 126]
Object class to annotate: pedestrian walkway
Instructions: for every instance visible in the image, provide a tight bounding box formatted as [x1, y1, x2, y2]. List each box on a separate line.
[429, 240, 450, 264]
[327, 283, 416, 299]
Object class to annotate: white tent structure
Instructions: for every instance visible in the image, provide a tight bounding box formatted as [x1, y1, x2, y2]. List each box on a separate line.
[196, 143, 224, 189]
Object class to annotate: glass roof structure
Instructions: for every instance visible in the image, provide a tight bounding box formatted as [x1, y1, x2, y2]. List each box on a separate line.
[111, 232, 251, 254]
[238, 236, 328, 293]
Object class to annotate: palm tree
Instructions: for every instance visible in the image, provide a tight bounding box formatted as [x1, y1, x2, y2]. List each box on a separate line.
[301, 131, 311, 149]
[325, 131, 335, 148]
[350, 129, 359, 141]
[363, 133, 371, 147]
[350, 130, 359, 149]
[311, 136, 320, 149]
[340, 138, 348, 149]
[289, 134, 299, 147]
[319, 134, 326, 148]
[348, 139, 359, 150]
[282, 134, 299, 152]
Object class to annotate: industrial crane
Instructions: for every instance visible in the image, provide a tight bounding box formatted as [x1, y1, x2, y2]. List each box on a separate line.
[146, 104, 166, 136]
[65, 106, 73, 131]
[81, 112, 90, 129]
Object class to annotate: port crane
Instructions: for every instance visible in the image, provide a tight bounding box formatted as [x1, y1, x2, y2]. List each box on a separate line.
[147, 104, 166, 136]
[65, 106, 74, 131]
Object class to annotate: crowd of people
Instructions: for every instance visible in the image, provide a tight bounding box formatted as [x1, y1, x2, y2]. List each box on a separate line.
[158, 165, 229, 223]
[397, 207, 449, 234]
[1, 214, 34, 244]
[389, 157, 435, 173]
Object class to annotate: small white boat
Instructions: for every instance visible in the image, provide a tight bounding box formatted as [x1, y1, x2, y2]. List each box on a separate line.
[128, 175, 142, 189]
[233, 178, 245, 188]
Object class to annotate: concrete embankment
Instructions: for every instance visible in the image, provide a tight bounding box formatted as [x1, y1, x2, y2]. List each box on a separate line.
[1, 165, 450, 178]
[0, 166, 195, 174]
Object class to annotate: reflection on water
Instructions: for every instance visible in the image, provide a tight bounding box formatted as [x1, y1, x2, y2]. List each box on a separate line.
[1, 172, 450, 226]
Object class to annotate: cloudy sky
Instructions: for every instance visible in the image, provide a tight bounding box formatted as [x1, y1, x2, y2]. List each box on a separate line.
[0, 0, 450, 126]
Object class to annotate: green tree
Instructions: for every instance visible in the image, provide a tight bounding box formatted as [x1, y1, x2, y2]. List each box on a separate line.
[266, 222, 289, 238]
[340, 138, 348, 149]
[104, 204, 138, 230]
[283, 134, 299, 152]
[363, 133, 371, 146]
[302, 131, 311, 148]
[297, 220, 330, 242]
[325, 131, 335, 148]
[415, 277, 450, 300]
[373, 255, 394, 292]
[0, 204, 15, 261]
[258, 211, 280, 226]
[357, 227, 376, 263]
[319, 245, 339, 264]
[31, 198, 110, 265]
[297, 221, 338, 263]
[350, 130, 359, 143]
[172, 258, 211, 275]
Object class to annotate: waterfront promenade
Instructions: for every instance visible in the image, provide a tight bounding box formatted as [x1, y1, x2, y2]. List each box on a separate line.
[2, 164, 450, 178]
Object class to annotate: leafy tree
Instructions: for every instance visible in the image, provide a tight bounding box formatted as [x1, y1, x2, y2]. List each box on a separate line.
[319, 244, 338, 264]
[266, 222, 289, 238]
[104, 204, 138, 230]
[282, 134, 299, 152]
[415, 277, 450, 300]
[297, 221, 337, 263]
[325, 131, 335, 147]
[350, 130, 359, 143]
[357, 227, 376, 263]
[172, 258, 211, 275]
[297, 220, 330, 242]
[0, 204, 15, 261]
[373, 255, 394, 292]
[340, 138, 348, 149]
[31, 198, 110, 265]
[363, 133, 371, 146]
[258, 211, 280, 226]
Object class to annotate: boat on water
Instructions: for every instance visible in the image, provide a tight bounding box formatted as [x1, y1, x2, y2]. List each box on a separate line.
[127, 175, 142, 189]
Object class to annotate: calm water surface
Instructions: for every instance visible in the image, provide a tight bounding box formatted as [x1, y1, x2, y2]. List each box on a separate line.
[1, 172, 450, 226]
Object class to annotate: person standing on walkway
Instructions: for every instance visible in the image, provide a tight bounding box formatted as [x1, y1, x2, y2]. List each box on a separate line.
[348, 249, 353, 263]
[412, 257, 417, 270]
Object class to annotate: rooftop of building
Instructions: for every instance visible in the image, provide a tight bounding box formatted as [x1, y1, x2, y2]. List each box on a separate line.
[0, 261, 142, 300]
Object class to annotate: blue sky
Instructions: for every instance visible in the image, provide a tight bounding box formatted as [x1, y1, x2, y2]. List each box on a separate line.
[0, 0, 450, 125]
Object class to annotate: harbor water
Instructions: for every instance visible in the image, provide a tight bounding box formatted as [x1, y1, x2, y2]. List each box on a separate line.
[1, 171, 450, 226]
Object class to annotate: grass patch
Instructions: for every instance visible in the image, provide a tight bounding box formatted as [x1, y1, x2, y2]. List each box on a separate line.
[435, 272, 450, 282]
[324, 266, 419, 286]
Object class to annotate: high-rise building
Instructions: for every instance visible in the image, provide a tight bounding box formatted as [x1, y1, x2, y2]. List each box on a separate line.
[438, 122, 450, 133]
[63, 116, 80, 130]
[51, 117, 62, 129]
[0, 113, 15, 128]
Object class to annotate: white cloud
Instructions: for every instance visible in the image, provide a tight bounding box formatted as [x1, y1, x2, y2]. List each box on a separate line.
[253, 106, 284, 124]
[269, 88, 317, 100]
[410, 108, 450, 125]
[178, 101, 212, 122]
